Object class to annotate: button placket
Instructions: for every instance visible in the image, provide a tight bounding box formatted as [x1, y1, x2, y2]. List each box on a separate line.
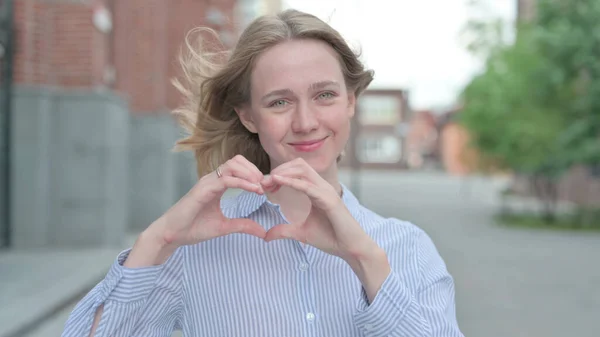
[296, 254, 317, 330]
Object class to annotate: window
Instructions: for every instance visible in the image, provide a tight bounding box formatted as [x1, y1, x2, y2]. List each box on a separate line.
[358, 95, 401, 125]
[356, 136, 402, 163]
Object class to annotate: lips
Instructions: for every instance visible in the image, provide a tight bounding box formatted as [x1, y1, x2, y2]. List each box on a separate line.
[288, 136, 328, 152]
[289, 138, 325, 146]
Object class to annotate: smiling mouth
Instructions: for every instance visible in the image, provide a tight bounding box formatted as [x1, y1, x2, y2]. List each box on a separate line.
[288, 136, 328, 152]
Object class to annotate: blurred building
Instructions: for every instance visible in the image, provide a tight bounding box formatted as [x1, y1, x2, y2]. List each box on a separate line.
[340, 89, 411, 170]
[405, 110, 439, 170]
[0, 0, 285, 251]
[436, 108, 479, 175]
[402, 106, 479, 175]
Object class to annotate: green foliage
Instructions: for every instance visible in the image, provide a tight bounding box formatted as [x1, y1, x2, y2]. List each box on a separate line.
[496, 210, 600, 231]
[458, 0, 600, 178]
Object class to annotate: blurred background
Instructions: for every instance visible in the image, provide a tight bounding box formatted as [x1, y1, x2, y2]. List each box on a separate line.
[0, 0, 599, 336]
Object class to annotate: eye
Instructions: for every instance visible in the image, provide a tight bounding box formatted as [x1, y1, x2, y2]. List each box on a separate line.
[317, 92, 335, 100]
[269, 99, 288, 107]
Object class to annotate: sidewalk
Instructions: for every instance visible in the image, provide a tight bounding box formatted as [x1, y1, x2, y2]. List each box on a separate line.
[0, 235, 137, 337]
[0, 191, 244, 337]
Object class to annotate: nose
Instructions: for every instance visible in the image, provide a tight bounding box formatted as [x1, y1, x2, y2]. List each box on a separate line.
[291, 102, 319, 133]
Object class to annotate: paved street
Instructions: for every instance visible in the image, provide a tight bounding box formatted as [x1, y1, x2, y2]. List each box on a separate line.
[24, 170, 600, 337]
[339, 171, 600, 337]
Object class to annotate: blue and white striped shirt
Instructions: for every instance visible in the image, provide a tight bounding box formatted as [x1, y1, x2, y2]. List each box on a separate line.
[62, 184, 463, 337]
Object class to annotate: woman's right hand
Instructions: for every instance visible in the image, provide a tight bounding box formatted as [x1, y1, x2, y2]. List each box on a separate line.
[125, 155, 266, 267]
[158, 154, 267, 246]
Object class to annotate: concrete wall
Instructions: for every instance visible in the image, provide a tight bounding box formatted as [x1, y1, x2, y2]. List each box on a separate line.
[11, 86, 130, 249]
[9, 86, 198, 249]
[128, 113, 197, 232]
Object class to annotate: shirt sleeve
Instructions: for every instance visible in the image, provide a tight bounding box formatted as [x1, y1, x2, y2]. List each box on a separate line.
[61, 247, 184, 337]
[352, 226, 464, 337]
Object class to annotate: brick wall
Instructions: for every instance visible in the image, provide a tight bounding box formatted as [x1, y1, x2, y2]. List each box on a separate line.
[113, 0, 237, 113]
[406, 110, 438, 169]
[440, 122, 479, 176]
[13, 0, 238, 113]
[14, 0, 110, 87]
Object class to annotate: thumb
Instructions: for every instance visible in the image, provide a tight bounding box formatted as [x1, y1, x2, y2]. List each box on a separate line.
[225, 218, 267, 239]
[264, 224, 305, 243]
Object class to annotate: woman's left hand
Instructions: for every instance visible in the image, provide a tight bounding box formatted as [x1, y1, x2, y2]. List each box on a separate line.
[261, 158, 375, 260]
[262, 158, 391, 302]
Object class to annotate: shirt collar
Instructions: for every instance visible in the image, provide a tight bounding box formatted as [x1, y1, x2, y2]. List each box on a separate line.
[234, 182, 362, 219]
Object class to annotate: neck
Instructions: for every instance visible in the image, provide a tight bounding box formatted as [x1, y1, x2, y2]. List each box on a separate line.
[266, 163, 341, 224]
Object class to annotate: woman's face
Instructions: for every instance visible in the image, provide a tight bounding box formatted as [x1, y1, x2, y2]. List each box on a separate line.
[237, 38, 356, 175]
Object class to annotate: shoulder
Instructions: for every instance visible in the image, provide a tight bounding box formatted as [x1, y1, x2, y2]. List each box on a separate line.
[357, 206, 428, 248]
[358, 207, 448, 283]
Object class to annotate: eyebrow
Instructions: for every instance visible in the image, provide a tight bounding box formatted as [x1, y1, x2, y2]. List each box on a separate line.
[309, 80, 340, 91]
[260, 80, 341, 103]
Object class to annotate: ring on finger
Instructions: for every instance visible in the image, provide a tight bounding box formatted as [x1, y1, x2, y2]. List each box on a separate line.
[216, 165, 223, 178]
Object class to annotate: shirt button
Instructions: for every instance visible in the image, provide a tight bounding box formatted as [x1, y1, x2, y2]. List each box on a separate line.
[364, 323, 373, 331]
[299, 263, 309, 271]
[306, 312, 315, 321]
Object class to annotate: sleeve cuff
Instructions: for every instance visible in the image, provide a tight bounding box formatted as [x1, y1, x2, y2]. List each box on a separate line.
[353, 270, 414, 335]
[100, 249, 166, 303]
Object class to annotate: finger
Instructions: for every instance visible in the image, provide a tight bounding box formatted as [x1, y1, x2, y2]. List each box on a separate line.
[271, 166, 305, 179]
[261, 168, 303, 194]
[294, 158, 323, 181]
[232, 155, 264, 184]
[217, 176, 263, 194]
[261, 174, 274, 187]
[260, 175, 281, 193]
[271, 174, 318, 198]
[271, 158, 320, 183]
[226, 218, 267, 239]
[269, 158, 302, 175]
[188, 170, 263, 204]
[264, 224, 306, 243]
[221, 160, 263, 188]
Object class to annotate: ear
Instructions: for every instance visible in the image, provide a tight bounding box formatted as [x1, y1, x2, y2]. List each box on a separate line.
[347, 92, 356, 118]
[235, 106, 258, 134]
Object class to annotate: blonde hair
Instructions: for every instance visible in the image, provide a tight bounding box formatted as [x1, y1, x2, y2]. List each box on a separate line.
[172, 9, 374, 178]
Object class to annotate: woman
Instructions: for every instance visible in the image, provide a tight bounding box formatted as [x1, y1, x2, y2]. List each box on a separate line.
[62, 9, 463, 337]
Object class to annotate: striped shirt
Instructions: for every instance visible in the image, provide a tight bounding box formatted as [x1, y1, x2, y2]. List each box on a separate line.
[62, 184, 463, 337]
